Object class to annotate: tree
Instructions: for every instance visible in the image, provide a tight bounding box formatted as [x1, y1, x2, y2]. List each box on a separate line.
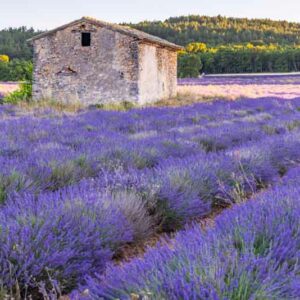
[178, 53, 202, 78]
[127, 15, 300, 46]
[0, 27, 39, 60]
[186, 43, 207, 53]
[178, 43, 300, 75]
[0, 59, 33, 81]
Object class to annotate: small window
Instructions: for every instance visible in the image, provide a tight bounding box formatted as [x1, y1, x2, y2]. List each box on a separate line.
[81, 32, 91, 47]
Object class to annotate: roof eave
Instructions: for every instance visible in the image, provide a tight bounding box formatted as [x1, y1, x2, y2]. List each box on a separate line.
[27, 18, 84, 43]
[139, 39, 184, 51]
[26, 17, 184, 50]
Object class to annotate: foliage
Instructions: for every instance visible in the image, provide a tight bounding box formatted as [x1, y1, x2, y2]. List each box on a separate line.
[3, 82, 32, 104]
[0, 188, 132, 296]
[81, 172, 300, 299]
[0, 27, 35, 82]
[0, 27, 39, 60]
[178, 53, 202, 78]
[2, 16, 300, 63]
[178, 43, 300, 76]
[3, 17, 300, 78]
[0, 59, 33, 103]
[0, 59, 32, 81]
[94, 100, 136, 111]
[1, 96, 300, 296]
[127, 15, 300, 46]
[0, 55, 9, 63]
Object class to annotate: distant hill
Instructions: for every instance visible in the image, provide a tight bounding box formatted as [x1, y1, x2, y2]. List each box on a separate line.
[1, 16, 300, 61]
[125, 15, 300, 46]
[2, 15, 300, 79]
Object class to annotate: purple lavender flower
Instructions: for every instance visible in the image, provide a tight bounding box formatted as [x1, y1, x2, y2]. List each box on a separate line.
[1, 96, 300, 297]
[0, 187, 133, 295]
[82, 172, 300, 299]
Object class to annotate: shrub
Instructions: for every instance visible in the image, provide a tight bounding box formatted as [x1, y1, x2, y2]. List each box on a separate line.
[93, 101, 135, 111]
[0, 55, 9, 63]
[0, 171, 29, 204]
[0, 59, 32, 82]
[0, 188, 133, 297]
[3, 82, 32, 104]
[178, 53, 202, 78]
[110, 191, 155, 241]
[82, 176, 300, 299]
[2, 97, 300, 298]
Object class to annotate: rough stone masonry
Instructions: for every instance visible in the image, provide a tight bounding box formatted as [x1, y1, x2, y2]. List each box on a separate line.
[28, 17, 183, 105]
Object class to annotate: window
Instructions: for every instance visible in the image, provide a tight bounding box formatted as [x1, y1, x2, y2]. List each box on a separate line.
[81, 32, 91, 47]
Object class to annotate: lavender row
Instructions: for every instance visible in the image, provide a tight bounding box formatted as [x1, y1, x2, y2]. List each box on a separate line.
[80, 167, 300, 300]
[2, 141, 297, 297]
[178, 74, 300, 86]
[2, 99, 300, 297]
[1, 98, 300, 202]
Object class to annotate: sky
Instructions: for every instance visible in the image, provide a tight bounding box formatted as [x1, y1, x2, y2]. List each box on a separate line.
[1, 0, 300, 30]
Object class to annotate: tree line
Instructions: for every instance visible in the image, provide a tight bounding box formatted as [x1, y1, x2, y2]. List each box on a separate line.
[0, 27, 38, 60]
[127, 15, 300, 46]
[178, 43, 300, 77]
[2, 16, 300, 80]
[0, 27, 35, 81]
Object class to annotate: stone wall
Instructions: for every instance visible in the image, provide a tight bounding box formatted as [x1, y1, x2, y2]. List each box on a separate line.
[138, 44, 177, 104]
[32, 21, 178, 105]
[32, 21, 140, 104]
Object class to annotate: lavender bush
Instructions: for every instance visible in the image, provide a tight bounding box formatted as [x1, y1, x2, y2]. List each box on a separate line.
[1, 96, 300, 296]
[0, 186, 133, 296]
[178, 74, 300, 100]
[82, 169, 300, 299]
[178, 74, 300, 86]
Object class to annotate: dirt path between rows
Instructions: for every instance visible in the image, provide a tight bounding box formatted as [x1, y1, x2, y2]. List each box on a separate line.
[113, 206, 225, 264]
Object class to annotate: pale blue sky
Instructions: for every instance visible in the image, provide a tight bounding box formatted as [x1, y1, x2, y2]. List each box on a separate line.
[1, 0, 300, 30]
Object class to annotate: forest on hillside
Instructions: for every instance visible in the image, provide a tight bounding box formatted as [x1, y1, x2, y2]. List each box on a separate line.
[0, 27, 38, 60]
[127, 15, 300, 46]
[2, 16, 300, 80]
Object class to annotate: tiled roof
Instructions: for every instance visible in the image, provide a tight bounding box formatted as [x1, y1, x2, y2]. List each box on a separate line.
[27, 17, 183, 51]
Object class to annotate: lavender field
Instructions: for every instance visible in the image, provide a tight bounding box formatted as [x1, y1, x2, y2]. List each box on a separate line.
[178, 74, 300, 100]
[1, 94, 300, 299]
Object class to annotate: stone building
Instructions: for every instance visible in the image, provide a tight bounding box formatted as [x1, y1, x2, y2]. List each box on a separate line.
[28, 17, 183, 105]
